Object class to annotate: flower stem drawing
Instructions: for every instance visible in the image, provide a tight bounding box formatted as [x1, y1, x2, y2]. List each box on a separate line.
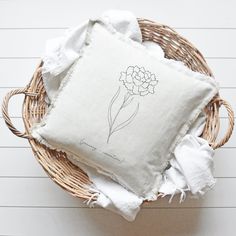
[107, 88, 139, 143]
[107, 65, 159, 143]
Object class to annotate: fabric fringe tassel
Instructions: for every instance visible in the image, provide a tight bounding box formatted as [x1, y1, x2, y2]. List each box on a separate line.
[83, 185, 101, 207]
[157, 186, 190, 204]
[157, 176, 216, 204]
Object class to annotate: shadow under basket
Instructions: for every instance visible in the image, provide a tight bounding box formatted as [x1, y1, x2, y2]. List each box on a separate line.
[1, 18, 235, 203]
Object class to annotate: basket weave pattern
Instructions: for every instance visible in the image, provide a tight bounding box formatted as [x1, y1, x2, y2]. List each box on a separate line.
[2, 19, 235, 201]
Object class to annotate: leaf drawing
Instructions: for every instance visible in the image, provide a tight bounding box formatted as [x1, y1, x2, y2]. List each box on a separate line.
[107, 86, 120, 128]
[112, 103, 139, 133]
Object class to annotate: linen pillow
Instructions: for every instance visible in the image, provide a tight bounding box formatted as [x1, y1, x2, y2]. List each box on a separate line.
[31, 22, 218, 200]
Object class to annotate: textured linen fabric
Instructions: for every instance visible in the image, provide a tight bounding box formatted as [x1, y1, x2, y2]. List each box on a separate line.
[31, 21, 218, 200]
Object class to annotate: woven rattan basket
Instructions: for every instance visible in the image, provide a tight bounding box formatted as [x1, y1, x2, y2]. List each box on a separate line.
[2, 19, 235, 203]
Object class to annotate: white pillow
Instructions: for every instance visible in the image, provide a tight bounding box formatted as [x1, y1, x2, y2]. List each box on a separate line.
[31, 22, 218, 200]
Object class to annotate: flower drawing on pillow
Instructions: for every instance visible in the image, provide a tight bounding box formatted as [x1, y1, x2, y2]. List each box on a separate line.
[107, 65, 159, 143]
[120, 65, 158, 96]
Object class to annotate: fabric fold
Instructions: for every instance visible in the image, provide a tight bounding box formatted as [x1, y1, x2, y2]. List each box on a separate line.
[174, 135, 216, 195]
[68, 155, 142, 221]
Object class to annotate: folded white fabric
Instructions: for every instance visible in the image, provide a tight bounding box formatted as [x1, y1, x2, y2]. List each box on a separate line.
[158, 112, 216, 202]
[34, 10, 218, 221]
[175, 135, 216, 194]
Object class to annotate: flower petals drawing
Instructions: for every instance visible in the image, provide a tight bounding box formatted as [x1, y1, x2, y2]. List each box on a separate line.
[107, 65, 159, 143]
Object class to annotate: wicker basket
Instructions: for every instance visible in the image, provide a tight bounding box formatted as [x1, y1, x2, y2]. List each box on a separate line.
[2, 19, 235, 202]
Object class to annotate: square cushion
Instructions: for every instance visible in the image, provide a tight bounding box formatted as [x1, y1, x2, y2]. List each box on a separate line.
[31, 22, 218, 200]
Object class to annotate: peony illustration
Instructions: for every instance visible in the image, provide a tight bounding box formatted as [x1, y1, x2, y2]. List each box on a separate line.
[107, 65, 159, 143]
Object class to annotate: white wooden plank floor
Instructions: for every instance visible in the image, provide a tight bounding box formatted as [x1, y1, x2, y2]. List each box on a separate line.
[0, 0, 235, 235]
